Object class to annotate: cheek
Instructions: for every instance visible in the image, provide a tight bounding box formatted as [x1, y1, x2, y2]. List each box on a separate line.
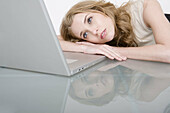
[95, 17, 103, 26]
[86, 35, 98, 43]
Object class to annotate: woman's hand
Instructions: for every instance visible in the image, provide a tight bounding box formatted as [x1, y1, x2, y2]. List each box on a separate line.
[76, 42, 127, 61]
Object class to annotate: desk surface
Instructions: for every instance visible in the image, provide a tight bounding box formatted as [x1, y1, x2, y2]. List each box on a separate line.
[0, 59, 170, 113]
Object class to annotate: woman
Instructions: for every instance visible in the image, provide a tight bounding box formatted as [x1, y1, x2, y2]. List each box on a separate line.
[58, 0, 170, 63]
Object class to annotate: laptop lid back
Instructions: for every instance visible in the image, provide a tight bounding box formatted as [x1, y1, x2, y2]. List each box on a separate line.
[0, 0, 71, 75]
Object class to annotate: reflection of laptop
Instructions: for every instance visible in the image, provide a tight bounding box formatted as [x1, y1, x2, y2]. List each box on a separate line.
[0, 0, 105, 76]
[0, 67, 71, 113]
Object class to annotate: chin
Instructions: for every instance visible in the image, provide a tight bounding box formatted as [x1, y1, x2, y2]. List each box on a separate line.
[106, 37, 114, 43]
[98, 42, 105, 44]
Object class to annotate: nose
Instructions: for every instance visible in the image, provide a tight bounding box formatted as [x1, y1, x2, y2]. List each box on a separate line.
[89, 27, 99, 35]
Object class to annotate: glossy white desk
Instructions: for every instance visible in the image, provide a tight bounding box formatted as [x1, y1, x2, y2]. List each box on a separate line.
[0, 59, 170, 113]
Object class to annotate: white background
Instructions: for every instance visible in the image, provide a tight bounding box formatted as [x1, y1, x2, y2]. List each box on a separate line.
[43, 0, 170, 35]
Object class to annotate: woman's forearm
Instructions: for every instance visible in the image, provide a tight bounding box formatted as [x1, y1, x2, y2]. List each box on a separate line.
[58, 40, 83, 52]
[57, 35, 83, 52]
[117, 44, 170, 63]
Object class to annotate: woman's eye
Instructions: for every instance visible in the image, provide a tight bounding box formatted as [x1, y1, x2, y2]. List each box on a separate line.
[83, 32, 88, 38]
[87, 17, 92, 24]
[88, 88, 94, 97]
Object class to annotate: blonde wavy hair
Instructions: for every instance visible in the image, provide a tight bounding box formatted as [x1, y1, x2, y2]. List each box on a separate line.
[60, 0, 138, 47]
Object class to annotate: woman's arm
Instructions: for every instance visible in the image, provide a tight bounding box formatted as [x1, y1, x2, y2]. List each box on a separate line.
[57, 35, 83, 52]
[117, 44, 170, 63]
[57, 35, 127, 61]
[116, 0, 170, 63]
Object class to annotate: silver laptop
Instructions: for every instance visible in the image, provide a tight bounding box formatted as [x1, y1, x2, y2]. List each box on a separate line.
[0, 0, 105, 76]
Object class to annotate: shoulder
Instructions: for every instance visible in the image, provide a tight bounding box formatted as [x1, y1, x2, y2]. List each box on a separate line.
[142, 0, 164, 27]
[143, 0, 159, 7]
[143, 0, 158, 6]
[142, 0, 170, 45]
[143, 0, 162, 13]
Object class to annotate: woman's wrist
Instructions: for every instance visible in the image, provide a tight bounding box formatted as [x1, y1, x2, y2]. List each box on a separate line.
[80, 44, 86, 53]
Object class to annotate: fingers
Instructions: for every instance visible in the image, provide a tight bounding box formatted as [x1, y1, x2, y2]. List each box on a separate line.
[101, 50, 125, 61]
[100, 51, 116, 60]
[100, 45, 127, 61]
[106, 46, 127, 61]
[76, 42, 127, 61]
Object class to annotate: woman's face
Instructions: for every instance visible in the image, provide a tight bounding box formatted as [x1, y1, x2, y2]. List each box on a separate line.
[70, 12, 115, 44]
[71, 71, 114, 99]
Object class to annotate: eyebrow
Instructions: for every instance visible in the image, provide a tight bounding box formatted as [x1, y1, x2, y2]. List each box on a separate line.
[80, 14, 89, 37]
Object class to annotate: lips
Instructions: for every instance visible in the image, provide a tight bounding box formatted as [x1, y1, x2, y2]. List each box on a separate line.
[100, 29, 106, 39]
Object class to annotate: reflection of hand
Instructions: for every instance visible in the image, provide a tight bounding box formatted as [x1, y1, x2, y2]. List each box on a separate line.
[76, 41, 127, 61]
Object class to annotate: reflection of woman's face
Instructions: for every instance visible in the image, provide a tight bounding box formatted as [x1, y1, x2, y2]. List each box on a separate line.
[71, 71, 114, 99]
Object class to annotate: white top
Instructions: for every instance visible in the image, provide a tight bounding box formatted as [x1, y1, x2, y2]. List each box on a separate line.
[128, 0, 156, 46]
